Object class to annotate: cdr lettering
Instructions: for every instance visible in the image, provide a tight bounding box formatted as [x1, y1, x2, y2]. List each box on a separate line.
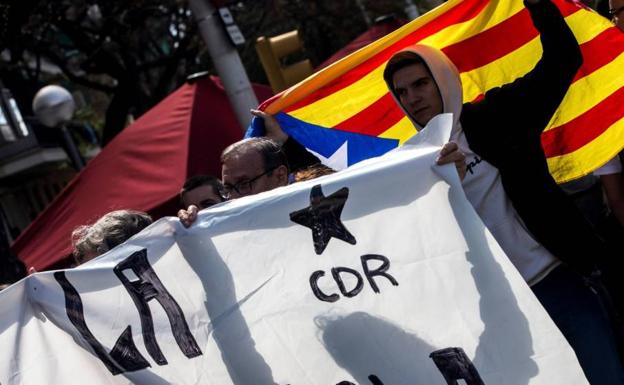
[309, 254, 398, 303]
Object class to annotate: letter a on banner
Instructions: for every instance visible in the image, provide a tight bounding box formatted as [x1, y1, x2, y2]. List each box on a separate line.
[114, 249, 202, 365]
[55, 248, 202, 375]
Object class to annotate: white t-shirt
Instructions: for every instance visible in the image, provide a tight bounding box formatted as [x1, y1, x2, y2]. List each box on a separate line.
[594, 155, 622, 176]
[452, 130, 560, 285]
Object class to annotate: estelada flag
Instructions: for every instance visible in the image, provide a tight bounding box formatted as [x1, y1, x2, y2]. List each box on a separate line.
[249, 0, 624, 182]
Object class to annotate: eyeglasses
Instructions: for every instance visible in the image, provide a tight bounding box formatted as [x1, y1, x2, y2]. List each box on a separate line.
[610, 5, 624, 19]
[222, 167, 277, 198]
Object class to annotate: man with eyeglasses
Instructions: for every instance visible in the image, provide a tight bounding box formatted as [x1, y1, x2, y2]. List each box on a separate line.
[178, 137, 290, 227]
[221, 137, 289, 199]
[611, 0, 624, 29]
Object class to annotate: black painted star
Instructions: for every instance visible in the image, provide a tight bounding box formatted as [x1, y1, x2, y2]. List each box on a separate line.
[289, 185, 356, 255]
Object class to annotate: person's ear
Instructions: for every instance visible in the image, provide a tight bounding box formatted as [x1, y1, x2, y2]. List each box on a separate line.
[275, 165, 289, 185]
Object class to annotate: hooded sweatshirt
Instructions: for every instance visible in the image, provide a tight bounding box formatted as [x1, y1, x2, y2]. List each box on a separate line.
[385, 0, 592, 285]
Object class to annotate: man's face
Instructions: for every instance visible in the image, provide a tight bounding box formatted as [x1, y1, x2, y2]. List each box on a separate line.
[611, 0, 624, 31]
[181, 185, 223, 209]
[221, 150, 287, 199]
[392, 63, 444, 127]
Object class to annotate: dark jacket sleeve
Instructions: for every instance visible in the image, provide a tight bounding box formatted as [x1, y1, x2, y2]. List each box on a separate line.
[461, 0, 583, 163]
[282, 137, 321, 173]
[461, 0, 607, 278]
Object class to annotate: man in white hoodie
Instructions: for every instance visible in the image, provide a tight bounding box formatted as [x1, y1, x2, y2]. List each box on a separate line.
[382, 0, 623, 383]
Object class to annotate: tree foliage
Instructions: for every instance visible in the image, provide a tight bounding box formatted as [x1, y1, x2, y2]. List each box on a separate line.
[2, 0, 204, 144]
[1, 0, 430, 144]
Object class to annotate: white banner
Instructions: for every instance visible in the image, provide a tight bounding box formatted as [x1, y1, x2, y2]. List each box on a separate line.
[0, 116, 587, 384]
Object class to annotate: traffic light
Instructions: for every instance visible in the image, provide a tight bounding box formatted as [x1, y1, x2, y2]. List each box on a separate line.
[255, 30, 314, 93]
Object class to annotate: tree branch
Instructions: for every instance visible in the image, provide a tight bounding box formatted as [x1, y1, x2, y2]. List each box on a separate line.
[39, 48, 116, 93]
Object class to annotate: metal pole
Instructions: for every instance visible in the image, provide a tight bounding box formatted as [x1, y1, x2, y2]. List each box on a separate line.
[354, 0, 373, 27]
[188, 0, 259, 132]
[404, 0, 421, 20]
[61, 125, 84, 170]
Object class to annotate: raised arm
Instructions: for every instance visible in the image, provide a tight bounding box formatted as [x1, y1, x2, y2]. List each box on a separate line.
[462, 0, 582, 145]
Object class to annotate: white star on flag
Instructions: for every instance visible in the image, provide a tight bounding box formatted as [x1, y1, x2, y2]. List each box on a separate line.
[308, 141, 349, 170]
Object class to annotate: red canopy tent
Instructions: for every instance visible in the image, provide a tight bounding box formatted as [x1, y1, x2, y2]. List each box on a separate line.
[12, 75, 272, 271]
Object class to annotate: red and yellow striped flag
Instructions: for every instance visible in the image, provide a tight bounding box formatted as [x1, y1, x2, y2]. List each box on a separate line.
[253, 0, 624, 182]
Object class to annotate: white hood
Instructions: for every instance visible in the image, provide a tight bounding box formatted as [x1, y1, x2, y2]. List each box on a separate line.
[385, 44, 464, 133]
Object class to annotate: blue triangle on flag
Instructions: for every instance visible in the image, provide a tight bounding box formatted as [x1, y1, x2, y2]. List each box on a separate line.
[274, 112, 399, 166]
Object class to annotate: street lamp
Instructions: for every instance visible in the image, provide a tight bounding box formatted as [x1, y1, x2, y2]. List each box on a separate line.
[32, 85, 84, 170]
